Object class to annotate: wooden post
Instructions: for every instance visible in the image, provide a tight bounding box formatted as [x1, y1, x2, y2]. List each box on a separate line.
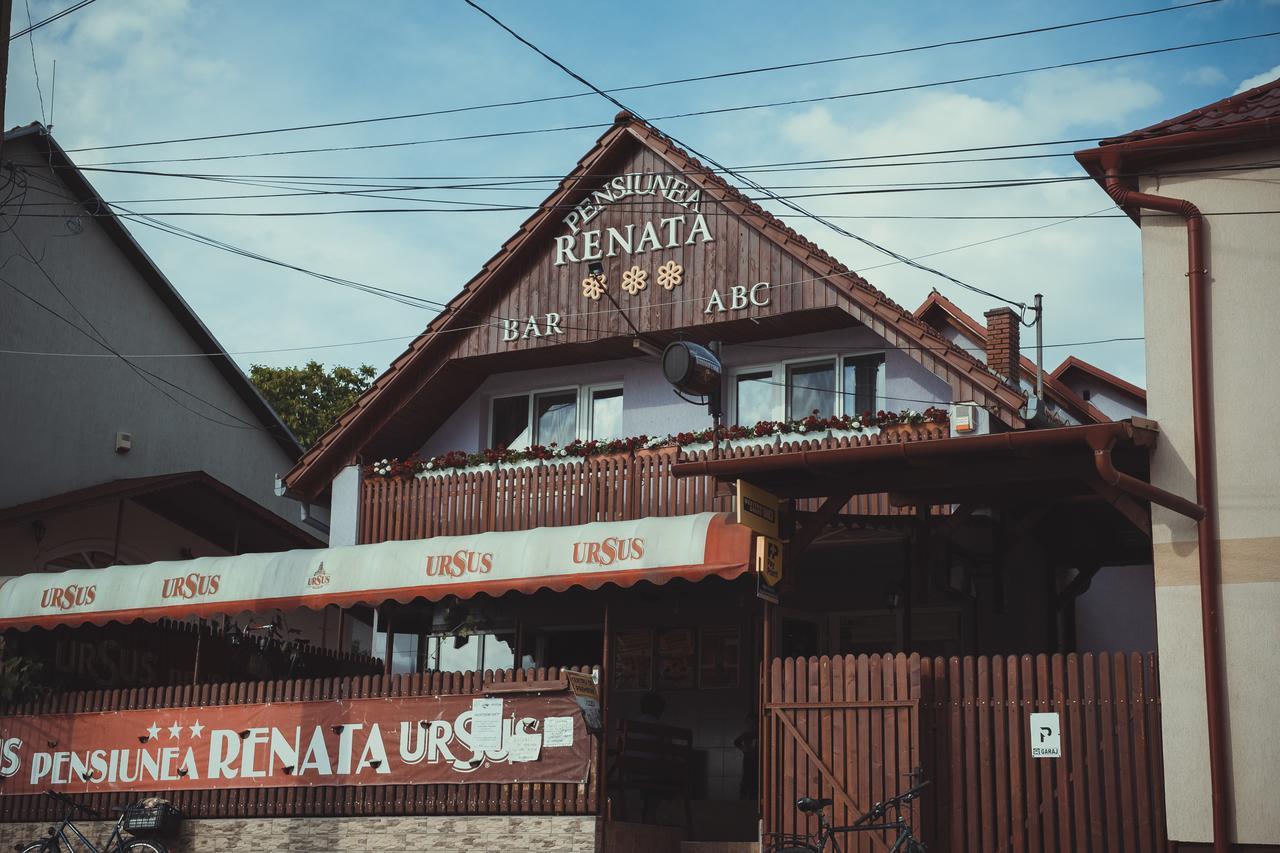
[599, 598, 611, 825]
[383, 610, 393, 677]
[760, 598, 772, 837]
[191, 620, 203, 685]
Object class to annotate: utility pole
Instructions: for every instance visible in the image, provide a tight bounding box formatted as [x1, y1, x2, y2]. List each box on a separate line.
[0, 0, 12, 163]
[1034, 293, 1044, 400]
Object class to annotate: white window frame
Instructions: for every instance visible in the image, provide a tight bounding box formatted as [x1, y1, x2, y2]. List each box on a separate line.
[728, 350, 888, 425]
[584, 383, 625, 441]
[489, 382, 625, 448]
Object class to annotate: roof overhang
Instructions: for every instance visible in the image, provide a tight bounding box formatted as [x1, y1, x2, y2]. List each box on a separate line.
[672, 420, 1201, 523]
[0, 512, 751, 631]
[0, 472, 323, 554]
[1074, 119, 1280, 223]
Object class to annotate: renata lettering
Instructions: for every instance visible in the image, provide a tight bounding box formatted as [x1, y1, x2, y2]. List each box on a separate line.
[160, 573, 221, 600]
[424, 550, 493, 579]
[571, 537, 644, 567]
[39, 584, 96, 611]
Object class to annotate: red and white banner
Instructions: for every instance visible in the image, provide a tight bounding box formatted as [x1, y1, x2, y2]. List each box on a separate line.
[0, 512, 750, 629]
[0, 691, 592, 795]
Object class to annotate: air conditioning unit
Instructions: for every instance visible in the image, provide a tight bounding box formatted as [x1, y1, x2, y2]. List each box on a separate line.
[950, 403, 988, 437]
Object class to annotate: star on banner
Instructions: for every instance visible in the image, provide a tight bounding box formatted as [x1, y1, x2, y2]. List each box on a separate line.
[189, 720, 205, 739]
[145, 722, 160, 741]
[167, 722, 183, 740]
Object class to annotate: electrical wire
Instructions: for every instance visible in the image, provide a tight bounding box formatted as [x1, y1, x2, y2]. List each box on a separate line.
[60, 0, 1220, 154]
[22, 0, 47, 126]
[9, 0, 96, 41]
[72, 30, 1280, 168]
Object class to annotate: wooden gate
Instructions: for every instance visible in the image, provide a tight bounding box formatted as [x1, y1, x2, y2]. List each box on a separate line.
[764, 654, 922, 852]
[763, 653, 1169, 853]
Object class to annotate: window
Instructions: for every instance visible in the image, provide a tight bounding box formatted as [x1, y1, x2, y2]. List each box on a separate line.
[732, 350, 887, 426]
[535, 391, 577, 446]
[735, 370, 775, 425]
[490, 385, 622, 449]
[842, 353, 886, 416]
[786, 361, 836, 419]
[491, 395, 530, 449]
[589, 386, 624, 440]
[374, 631, 518, 675]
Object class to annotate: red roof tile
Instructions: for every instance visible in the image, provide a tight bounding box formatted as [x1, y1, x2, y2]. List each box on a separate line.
[1101, 76, 1280, 145]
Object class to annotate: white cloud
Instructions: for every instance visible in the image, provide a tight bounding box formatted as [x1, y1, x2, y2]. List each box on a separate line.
[1182, 66, 1228, 88]
[1235, 64, 1280, 94]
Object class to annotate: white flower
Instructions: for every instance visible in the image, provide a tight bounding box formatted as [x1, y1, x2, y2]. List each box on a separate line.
[851, 420, 862, 429]
[798, 425, 807, 433]
[425, 462, 434, 470]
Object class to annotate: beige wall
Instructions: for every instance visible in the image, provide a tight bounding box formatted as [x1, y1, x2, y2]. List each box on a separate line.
[0, 815, 600, 852]
[1137, 145, 1280, 845]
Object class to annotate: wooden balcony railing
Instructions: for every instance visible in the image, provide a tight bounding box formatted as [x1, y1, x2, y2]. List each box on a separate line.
[360, 428, 946, 544]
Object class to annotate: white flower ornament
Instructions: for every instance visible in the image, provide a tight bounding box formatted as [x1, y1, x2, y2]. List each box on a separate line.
[656, 260, 683, 290]
[621, 265, 648, 295]
[582, 273, 607, 301]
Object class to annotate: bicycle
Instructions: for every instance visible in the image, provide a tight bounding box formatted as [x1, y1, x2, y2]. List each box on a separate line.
[16, 790, 169, 853]
[768, 778, 929, 852]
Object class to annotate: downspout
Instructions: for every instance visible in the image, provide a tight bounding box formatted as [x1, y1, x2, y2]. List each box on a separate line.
[1101, 153, 1231, 852]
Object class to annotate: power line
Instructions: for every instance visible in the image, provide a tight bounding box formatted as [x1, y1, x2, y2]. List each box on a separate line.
[66, 131, 1265, 185]
[32, 159, 1279, 207]
[60, 0, 1219, 154]
[0, 333, 1145, 361]
[73, 30, 1280, 168]
[9, 0, 96, 41]
[22, 0, 47, 126]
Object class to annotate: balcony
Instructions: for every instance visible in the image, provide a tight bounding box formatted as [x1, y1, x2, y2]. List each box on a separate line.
[359, 428, 945, 544]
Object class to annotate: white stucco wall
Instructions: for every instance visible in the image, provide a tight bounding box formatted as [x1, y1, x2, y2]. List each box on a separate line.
[1136, 144, 1280, 844]
[418, 325, 954, 458]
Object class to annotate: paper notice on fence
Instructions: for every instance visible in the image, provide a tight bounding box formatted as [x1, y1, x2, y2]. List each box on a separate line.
[508, 731, 542, 762]
[543, 716, 574, 748]
[471, 698, 504, 751]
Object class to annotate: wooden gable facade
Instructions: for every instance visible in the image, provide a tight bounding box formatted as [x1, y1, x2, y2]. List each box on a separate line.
[285, 112, 1028, 503]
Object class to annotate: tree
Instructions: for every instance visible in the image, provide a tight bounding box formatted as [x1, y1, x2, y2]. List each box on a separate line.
[249, 361, 376, 448]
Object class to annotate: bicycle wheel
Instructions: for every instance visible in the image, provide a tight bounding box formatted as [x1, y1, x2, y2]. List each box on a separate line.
[125, 841, 169, 853]
[17, 843, 52, 853]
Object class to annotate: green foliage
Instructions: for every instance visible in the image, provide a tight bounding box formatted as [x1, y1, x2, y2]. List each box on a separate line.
[249, 361, 376, 448]
[0, 655, 47, 705]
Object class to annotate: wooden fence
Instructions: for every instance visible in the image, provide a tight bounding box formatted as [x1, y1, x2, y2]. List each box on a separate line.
[0, 666, 597, 823]
[360, 431, 947, 544]
[765, 652, 1168, 853]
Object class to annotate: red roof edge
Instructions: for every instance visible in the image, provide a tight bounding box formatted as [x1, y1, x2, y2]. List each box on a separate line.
[1051, 355, 1146, 403]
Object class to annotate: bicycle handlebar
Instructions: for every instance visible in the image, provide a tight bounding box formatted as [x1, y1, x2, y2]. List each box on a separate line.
[44, 789, 102, 819]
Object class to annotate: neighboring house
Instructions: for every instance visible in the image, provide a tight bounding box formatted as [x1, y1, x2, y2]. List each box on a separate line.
[1076, 78, 1280, 848]
[0, 123, 323, 578]
[914, 289, 1146, 423]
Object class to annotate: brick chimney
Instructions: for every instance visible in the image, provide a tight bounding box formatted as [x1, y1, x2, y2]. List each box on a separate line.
[984, 307, 1021, 384]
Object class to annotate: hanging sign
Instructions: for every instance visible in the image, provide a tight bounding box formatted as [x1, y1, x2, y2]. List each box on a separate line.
[737, 480, 782, 538]
[0, 691, 592, 795]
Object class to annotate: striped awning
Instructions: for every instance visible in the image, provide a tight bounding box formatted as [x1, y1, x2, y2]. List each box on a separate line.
[0, 513, 752, 630]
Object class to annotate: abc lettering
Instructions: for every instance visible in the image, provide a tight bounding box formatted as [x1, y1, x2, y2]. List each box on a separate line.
[572, 537, 645, 567]
[160, 573, 221, 600]
[424, 550, 494, 578]
[39, 584, 96, 610]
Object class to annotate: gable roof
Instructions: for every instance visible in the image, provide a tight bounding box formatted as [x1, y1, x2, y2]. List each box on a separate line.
[1051, 355, 1146, 404]
[913, 290, 1111, 424]
[4, 123, 305, 462]
[284, 112, 1030, 500]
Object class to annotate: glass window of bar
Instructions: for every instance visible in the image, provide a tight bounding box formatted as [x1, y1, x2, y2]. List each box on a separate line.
[736, 370, 775, 425]
[534, 390, 577, 447]
[589, 387, 624, 440]
[786, 360, 837, 419]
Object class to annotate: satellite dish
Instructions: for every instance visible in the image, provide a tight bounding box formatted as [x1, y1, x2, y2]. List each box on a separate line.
[662, 341, 722, 397]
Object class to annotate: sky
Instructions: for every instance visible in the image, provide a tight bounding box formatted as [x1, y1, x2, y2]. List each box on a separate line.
[4, 0, 1279, 389]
